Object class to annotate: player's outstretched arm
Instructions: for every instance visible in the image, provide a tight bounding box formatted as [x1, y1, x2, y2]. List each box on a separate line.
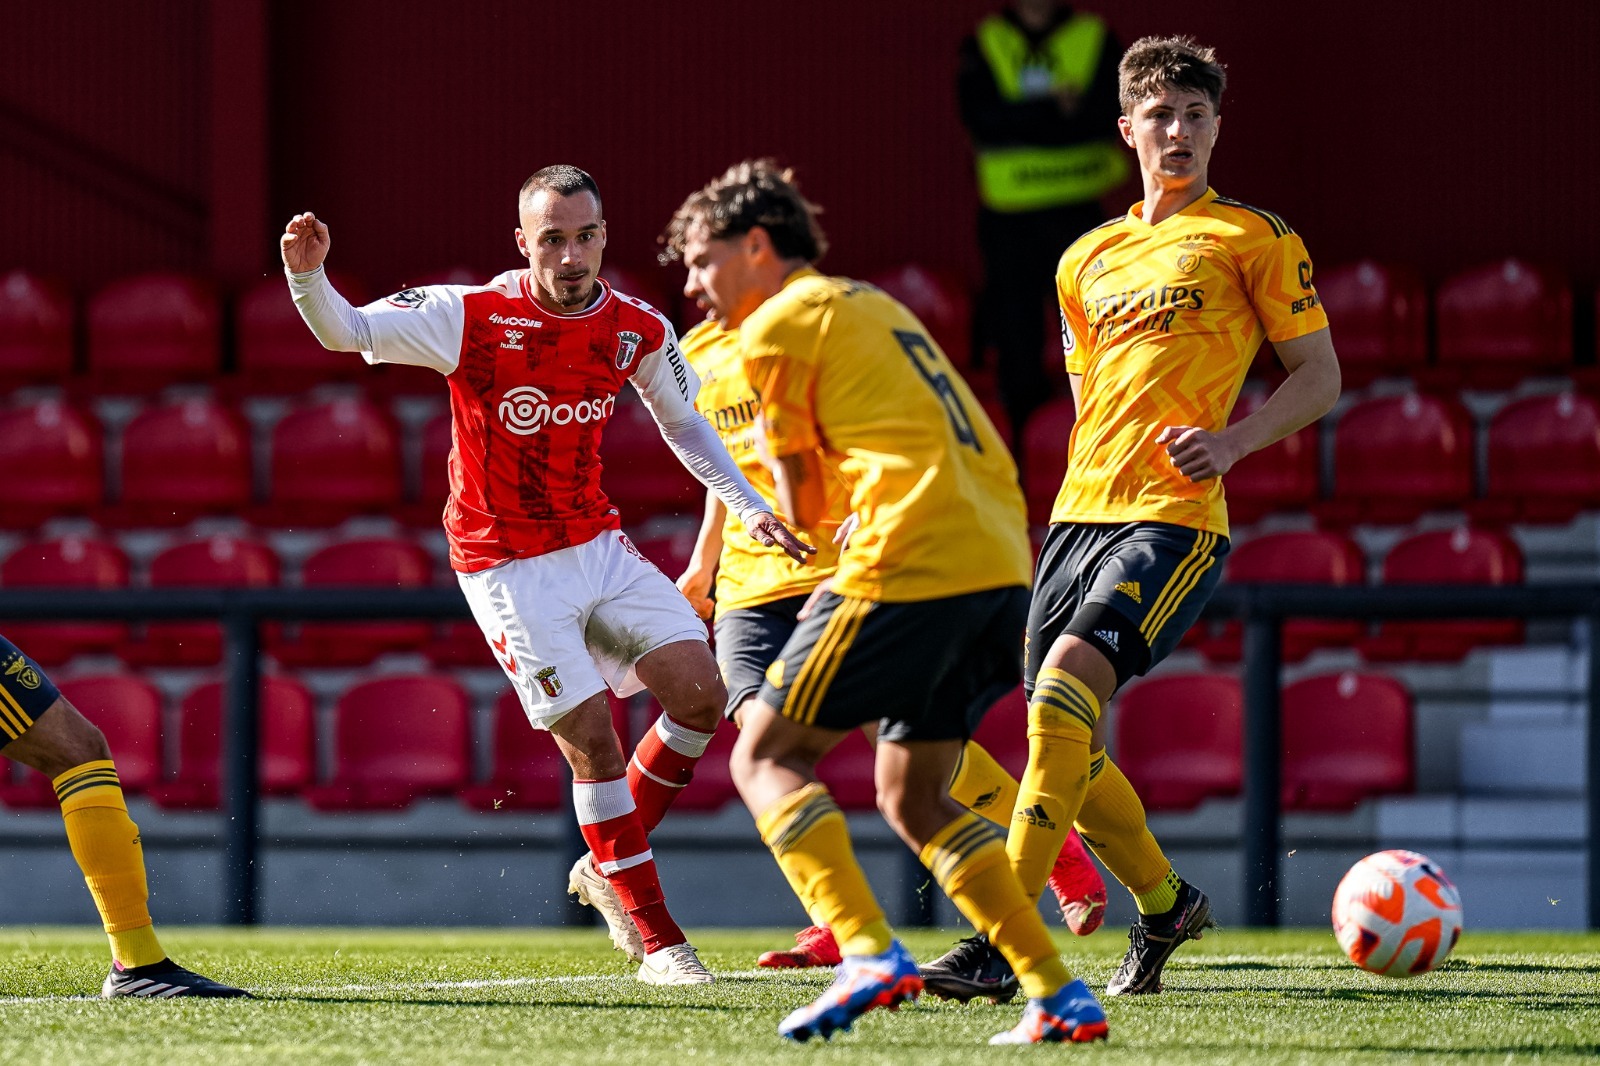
[280, 212, 330, 274]
[1159, 327, 1341, 482]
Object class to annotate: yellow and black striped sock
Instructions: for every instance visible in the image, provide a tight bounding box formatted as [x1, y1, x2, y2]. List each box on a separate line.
[948, 740, 1020, 828]
[922, 812, 1071, 1000]
[1074, 752, 1182, 915]
[55, 760, 165, 968]
[755, 783, 892, 957]
[1006, 668, 1098, 903]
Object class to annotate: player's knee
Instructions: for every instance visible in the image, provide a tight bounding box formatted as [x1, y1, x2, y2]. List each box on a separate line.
[30, 701, 112, 777]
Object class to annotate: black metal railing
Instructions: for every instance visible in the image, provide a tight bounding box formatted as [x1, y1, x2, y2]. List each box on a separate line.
[0, 584, 1595, 928]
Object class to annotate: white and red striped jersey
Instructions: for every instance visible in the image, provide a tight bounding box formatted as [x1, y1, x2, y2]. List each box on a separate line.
[358, 271, 698, 572]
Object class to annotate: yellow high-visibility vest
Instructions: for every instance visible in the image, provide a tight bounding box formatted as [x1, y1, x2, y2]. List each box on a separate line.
[974, 12, 1128, 212]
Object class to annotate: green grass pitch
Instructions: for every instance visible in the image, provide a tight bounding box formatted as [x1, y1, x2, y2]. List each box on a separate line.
[1, 927, 1596, 1064]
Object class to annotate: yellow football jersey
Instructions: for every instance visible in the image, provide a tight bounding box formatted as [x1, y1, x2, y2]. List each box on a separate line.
[1053, 187, 1330, 537]
[742, 269, 1031, 603]
[681, 319, 843, 618]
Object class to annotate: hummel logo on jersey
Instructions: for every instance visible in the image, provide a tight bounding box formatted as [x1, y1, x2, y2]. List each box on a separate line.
[500, 329, 525, 351]
[1015, 803, 1057, 830]
[1114, 580, 1142, 604]
[489, 313, 543, 328]
[1094, 629, 1120, 652]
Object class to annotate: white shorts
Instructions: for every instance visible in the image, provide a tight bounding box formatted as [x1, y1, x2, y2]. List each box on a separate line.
[456, 530, 708, 730]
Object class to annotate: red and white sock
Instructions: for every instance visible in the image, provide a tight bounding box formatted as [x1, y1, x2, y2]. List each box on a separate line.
[627, 713, 716, 833]
[573, 776, 685, 953]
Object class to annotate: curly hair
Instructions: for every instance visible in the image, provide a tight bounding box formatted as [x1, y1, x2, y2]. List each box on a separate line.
[1118, 36, 1227, 115]
[658, 159, 827, 264]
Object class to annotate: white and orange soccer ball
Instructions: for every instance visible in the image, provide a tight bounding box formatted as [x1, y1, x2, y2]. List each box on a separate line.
[1331, 849, 1463, 977]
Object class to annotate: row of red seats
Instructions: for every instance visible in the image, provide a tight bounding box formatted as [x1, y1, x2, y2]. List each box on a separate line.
[5, 384, 1598, 533]
[1192, 527, 1522, 664]
[0, 519, 1526, 671]
[0, 530, 696, 670]
[1027, 389, 1600, 526]
[0, 391, 699, 529]
[0, 257, 1583, 395]
[0, 670, 1410, 816]
[1117, 672, 1412, 813]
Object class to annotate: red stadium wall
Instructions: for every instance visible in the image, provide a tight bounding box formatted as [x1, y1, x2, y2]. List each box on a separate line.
[2, 0, 1597, 300]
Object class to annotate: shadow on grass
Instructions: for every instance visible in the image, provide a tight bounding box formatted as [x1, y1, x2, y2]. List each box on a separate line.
[266, 994, 748, 1011]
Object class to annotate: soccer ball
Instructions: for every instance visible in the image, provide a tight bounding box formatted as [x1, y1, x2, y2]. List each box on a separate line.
[1331, 849, 1462, 977]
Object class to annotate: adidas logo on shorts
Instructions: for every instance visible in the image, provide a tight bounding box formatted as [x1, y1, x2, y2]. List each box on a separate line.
[1114, 580, 1142, 604]
[1094, 629, 1121, 652]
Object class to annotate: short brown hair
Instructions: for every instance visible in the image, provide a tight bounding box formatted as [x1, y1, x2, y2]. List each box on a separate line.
[519, 165, 602, 212]
[1118, 36, 1227, 115]
[658, 159, 827, 264]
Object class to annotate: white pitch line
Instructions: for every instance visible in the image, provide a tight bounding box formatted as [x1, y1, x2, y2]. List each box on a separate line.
[0, 968, 811, 1003]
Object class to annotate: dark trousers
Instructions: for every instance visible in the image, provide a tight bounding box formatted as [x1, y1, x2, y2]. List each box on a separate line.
[976, 201, 1107, 455]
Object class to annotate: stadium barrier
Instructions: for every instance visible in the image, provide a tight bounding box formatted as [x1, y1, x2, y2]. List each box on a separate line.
[0, 584, 1595, 929]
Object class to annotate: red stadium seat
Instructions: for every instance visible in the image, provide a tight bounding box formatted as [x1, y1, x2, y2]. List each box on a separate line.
[865, 264, 974, 369]
[405, 411, 453, 527]
[115, 396, 253, 526]
[272, 537, 435, 667]
[1, 674, 164, 808]
[460, 689, 630, 811]
[601, 265, 673, 319]
[600, 394, 701, 521]
[86, 273, 220, 392]
[121, 535, 282, 666]
[1021, 396, 1075, 524]
[1432, 259, 1572, 388]
[0, 536, 130, 665]
[1311, 261, 1427, 387]
[233, 271, 368, 393]
[970, 685, 1028, 781]
[1361, 528, 1524, 662]
[1224, 391, 1321, 525]
[0, 270, 75, 388]
[1199, 531, 1367, 663]
[631, 528, 697, 585]
[1477, 392, 1600, 524]
[1114, 674, 1241, 811]
[146, 677, 317, 809]
[264, 398, 403, 526]
[1281, 672, 1413, 810]
[1323, 393, 1474, 525]
[0, 399, 103, 529]
[816, 729, 879, 811]
[302, 675, 472, 810]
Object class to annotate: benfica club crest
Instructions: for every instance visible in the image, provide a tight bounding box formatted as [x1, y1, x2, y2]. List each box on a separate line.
[614, 330, 644, 369]
[535, 666, 564, 699]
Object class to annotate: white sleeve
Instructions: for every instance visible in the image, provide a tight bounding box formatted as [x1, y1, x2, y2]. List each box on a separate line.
[285, 267, 466, 375]
[656, 412, 770, 522]
[628, 324, 700, 423]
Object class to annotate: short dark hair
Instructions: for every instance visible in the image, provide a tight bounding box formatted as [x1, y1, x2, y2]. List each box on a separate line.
[1118, 36, 1227, 114]
[519, 165, 602, 212]
[658, 159, 827, 264]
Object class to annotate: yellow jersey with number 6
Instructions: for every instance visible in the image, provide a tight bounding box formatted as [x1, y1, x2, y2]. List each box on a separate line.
[1054, 187, 1330, 537]
[742, 268, 1030, 603]
[680, 319, 843, 618]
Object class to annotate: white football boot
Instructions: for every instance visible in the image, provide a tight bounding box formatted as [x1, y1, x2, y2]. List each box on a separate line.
[637, 942, 715, 985]
[567, 851, 646, 963]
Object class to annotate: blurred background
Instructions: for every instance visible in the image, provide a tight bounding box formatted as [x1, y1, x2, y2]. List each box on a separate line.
[0, 0, 1598, 933]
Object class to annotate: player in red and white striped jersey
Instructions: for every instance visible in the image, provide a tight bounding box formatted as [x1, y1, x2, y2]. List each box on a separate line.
[282, 165, 810, 986]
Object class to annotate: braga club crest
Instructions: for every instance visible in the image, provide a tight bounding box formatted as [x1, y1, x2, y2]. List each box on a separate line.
[534, 666, 563, 698]
[614, 330, 643, 369]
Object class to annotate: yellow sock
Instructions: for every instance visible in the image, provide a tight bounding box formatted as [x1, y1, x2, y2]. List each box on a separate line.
[55, 760, 166, 968]
[1075, 754, 1180, 915]
[948, 741, 1020, 828]
[921, 813, 1072, 1000]
[1006, 668, 1098, 903]
[756, 783, 892, 956]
